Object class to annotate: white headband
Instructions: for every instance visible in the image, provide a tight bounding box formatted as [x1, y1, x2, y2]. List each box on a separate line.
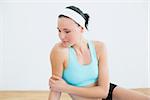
[60, 8, 86, 30]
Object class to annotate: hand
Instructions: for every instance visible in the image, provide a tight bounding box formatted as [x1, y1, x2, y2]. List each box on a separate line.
[49, 75, 69, 92]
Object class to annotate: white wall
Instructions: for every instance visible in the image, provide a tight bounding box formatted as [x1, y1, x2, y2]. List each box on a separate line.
[148, 0, 150, 88]
[0, 0, 149, 90]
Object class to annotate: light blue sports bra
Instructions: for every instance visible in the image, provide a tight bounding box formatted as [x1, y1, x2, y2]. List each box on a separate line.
[62, 40, 99, 87]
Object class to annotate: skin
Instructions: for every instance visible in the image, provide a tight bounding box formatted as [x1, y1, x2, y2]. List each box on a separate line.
[48, 17, 150, 100]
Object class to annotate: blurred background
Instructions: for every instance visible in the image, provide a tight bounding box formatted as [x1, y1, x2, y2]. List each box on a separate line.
[0, 0, 149, 90]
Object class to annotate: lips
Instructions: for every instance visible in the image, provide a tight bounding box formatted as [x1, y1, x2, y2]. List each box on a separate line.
[62, 41, 68, 46]
[62, 41, 72, 47]
[62, 41, 68, 45]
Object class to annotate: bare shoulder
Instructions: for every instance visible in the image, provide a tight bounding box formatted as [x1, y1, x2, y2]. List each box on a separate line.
[50, 42, 68, 60]
[92, 40, 107, 59]
[49, 42, 69, 77]
[93, 40, 105, 47]
[93, 40, 106, 51]
[49, 42, 69, 76]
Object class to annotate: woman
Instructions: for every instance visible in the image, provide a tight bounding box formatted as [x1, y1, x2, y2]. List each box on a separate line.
[48, 6, 150, 100]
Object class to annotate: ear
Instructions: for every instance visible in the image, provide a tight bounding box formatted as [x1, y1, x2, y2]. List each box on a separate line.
[80, 26, 84, 33]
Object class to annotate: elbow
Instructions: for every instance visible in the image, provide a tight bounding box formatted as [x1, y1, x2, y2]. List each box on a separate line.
[101, 87, 109, 99]
[96, 86, 109, 98]
[103, 91, 109, 99]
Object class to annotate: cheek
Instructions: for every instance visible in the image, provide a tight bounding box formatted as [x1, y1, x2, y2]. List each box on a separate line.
[67, 35, 73, 42]
[68, 34, 79, 43]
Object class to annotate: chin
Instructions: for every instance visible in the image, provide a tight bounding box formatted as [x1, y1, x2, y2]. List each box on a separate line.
[61, 42, 73, 48]
[61, 43, 69, 48]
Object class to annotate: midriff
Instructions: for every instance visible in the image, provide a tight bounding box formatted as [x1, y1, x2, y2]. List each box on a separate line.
[68, 82, 102, 100]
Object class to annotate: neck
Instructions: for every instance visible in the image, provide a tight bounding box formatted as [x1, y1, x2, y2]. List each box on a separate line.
[73, 37, 88, 52]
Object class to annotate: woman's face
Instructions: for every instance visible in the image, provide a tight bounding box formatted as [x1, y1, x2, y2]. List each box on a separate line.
[57, 17, 83, 47]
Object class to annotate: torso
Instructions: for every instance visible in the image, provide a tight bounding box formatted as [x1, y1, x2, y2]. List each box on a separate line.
[74, 45, 91, 65]
[69, 82, 102, 100]
[56, 40, 103, 100]
[63, 40, 100, 69]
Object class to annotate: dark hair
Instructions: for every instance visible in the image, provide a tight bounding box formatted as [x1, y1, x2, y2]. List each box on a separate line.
[58, 6, 90, 30]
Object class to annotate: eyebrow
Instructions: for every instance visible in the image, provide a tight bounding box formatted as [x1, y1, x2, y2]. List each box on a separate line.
[57, 27, 70, 31]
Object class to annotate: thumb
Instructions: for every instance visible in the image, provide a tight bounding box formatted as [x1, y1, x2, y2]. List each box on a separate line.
[52, 75, 61, 80]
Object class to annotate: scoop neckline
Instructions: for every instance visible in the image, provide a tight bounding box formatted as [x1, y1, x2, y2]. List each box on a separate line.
[71, 40, 93, 66]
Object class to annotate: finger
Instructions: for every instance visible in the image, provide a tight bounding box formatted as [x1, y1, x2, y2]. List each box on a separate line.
[52, 75, 61, 80]
[49, 80, 52, 85]
[49, 81, 54, 88]
[52, 75, 60, 79]
[49, 78, 52, 85]
[49, 76, 53, 81]
[49, 76, 53, 79]
[50, 79, 55, 84]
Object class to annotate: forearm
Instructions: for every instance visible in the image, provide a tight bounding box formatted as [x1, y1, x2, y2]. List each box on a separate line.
[65, 85, 108, 98]
[48, 90, 61, 100]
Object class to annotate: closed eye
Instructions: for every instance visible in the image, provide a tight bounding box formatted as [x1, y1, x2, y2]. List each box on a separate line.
[65, 31, 70, 34]
[57, 28, 71, 34]
[57, 28, 61, 33]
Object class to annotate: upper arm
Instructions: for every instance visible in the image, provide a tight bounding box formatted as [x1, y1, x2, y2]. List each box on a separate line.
[49, 44, 66, 99]
[94, 41, 110, 93]
[50, 44, 65, 77]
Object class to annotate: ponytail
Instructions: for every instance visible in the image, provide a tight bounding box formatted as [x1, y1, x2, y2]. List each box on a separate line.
[84, 13, 90, 30]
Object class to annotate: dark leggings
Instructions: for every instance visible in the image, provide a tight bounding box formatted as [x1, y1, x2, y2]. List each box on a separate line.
[102, 83, 117, 100]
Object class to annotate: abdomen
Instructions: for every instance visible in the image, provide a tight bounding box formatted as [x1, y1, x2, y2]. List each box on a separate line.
[68, 82, 102, 100]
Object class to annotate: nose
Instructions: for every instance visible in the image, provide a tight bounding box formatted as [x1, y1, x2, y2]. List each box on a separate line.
[59, 32, 66, 40]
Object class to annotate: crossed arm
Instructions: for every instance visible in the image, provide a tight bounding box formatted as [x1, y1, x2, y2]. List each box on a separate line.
[48, 41, 110, 99]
